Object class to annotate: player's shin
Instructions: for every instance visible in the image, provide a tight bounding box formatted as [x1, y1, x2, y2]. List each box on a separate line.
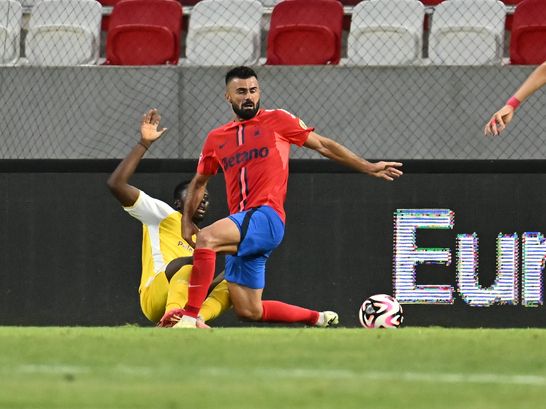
[261, 300, 320, 325]
[184, 248, 216, 318]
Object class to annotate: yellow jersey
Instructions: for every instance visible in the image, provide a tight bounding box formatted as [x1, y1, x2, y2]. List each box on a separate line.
[123, 190, 194, 293]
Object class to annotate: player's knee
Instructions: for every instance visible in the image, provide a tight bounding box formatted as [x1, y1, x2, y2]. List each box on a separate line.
[233, 304, 262, 321]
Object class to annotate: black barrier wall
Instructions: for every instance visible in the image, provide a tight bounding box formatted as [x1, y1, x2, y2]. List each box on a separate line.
[1, 160, 545, 327]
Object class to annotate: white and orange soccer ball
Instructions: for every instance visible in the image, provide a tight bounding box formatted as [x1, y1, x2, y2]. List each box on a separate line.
[359, 294, 403, 329]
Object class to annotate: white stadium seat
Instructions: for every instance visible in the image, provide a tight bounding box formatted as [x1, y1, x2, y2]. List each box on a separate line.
[347, 0, 425, 66]
[185, 0, 263, 66]
[429, 0, 506, 65]
[25, 0, 102, 66]
[0, 0, 22, 65]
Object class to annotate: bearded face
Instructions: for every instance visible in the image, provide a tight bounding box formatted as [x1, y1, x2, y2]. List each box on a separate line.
[226, 77, 261, 121]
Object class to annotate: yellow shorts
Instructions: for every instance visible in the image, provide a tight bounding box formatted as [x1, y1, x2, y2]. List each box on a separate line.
[139, 271, 170, 323]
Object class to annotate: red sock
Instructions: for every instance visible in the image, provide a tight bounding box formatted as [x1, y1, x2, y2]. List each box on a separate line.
[261, 300, 320, 325]
[184, 248, 216, 318]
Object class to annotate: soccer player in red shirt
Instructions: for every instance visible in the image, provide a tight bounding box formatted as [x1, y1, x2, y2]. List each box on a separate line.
[174, 66, 403, 328]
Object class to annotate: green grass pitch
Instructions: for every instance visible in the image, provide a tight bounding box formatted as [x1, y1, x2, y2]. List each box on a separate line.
[0, 327, 545, 409]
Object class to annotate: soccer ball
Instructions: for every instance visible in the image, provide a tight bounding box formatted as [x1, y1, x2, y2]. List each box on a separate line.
[358, 294, 403, 329]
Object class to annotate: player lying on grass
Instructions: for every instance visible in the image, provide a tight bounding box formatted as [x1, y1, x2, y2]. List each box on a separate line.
[484, 61, 546, 136]
[107, 109, 231, 328]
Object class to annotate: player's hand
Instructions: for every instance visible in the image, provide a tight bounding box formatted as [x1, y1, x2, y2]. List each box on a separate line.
[183, 220, 199, 248]
[484, 105, 514, 136]
[140, 108, 168, 145]
[369, 161, 403, 181]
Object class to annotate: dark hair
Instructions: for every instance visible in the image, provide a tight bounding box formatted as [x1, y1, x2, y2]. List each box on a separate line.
[225, 66, 258, 85]
[173, 180, 192, 200]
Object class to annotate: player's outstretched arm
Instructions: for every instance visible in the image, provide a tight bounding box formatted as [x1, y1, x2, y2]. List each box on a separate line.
[182, 173, 212, 247]
[303, 132, 403, 181]
[107, 109, 167, 206]
[484, 62, 546, 136]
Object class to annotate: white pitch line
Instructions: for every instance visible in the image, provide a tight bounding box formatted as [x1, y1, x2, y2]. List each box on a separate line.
[7, 364, 546, 386]
[15, 364, 90, 375]
[199, 367, 546, 386]
[366, 371, 546, 386]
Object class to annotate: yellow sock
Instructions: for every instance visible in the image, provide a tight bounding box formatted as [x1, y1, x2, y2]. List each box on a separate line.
[165, 264, 192, 312]
[200, 280, 232, 322]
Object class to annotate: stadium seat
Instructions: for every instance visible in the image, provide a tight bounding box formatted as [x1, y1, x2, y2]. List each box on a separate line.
[347, 0, 425, 65]
[25, 0, 102, 66]
[429, 0, 506, 65]
[266, 0, 343, 65]
[105, 0, 183, 65]
[510, 0, 546, 65]
[0, 0, 22, 65]
[185, 0, 262, 66]
[98, 1, 188, 33]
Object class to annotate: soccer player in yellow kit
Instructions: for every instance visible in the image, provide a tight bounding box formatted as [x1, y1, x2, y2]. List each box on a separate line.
[107, 109, 231, 327]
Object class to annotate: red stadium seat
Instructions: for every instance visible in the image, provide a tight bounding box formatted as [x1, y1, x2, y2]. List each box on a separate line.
[99, 0, 193, 31]
[266, 0, 343, 65]
[105, 0, 182, 65]
[510, 0, 546, 65]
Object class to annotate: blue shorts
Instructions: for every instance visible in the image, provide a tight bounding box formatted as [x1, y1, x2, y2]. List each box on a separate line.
[225, 206, 285, 289]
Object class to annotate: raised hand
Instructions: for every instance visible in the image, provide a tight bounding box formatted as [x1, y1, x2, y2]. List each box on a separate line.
[140, 108, 168, 145]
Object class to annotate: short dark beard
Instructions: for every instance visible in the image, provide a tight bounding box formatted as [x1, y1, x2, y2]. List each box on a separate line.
[232, 100, 260, 120]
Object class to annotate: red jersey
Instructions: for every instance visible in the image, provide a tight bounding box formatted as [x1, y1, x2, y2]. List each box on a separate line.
[197, 109, 314, 222]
